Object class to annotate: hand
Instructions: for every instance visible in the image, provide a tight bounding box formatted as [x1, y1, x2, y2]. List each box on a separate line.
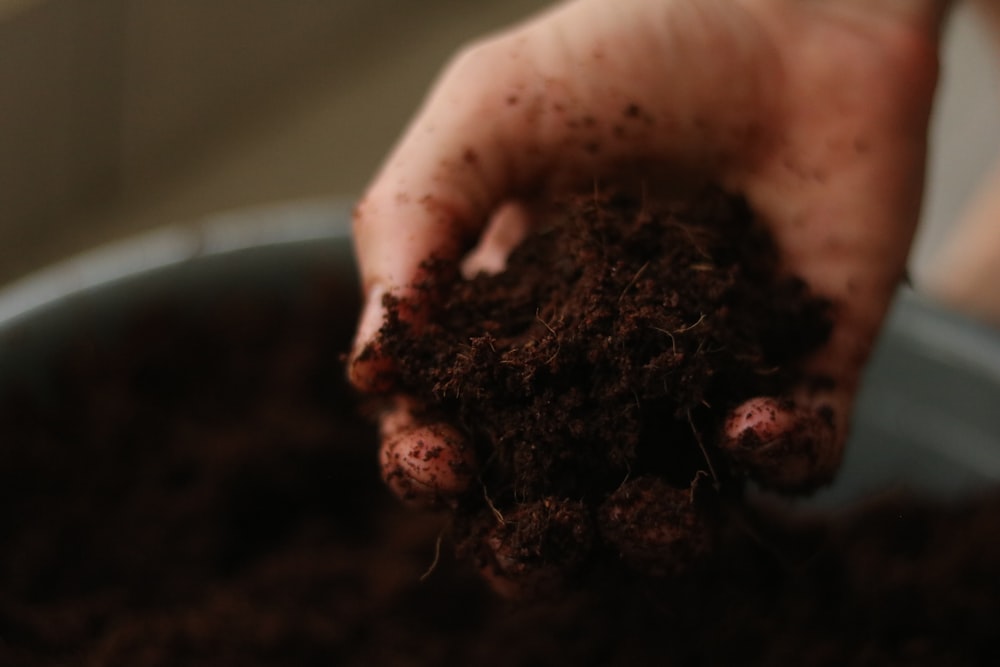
[350, 0, 948, 588]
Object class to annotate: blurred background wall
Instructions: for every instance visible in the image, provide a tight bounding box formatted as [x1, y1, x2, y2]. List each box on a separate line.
[0, 0, 997, 287]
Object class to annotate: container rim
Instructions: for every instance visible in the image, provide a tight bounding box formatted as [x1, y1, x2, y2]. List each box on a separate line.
[0, 199, 354, 332]
[1, 198, 998, 509]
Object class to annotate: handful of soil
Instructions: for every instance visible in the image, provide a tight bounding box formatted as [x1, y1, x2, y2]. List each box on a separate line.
[375, 188, 832, 588]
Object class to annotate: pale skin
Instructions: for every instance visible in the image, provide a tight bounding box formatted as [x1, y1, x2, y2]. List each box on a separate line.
[350, 0, 956, 589]
[924, 0, 1000, 327]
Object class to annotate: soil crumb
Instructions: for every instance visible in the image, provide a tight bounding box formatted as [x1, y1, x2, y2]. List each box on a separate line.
[376, 188, 831, 585]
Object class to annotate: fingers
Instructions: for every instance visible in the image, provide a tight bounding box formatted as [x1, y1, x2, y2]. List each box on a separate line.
[378, 402, 476, 509]
[459, 201, 533, 278]
[348, 32, 549, 391]
[728, 130, 929, 492]
[721, 396, 843, 492]
[722, 10, 940, 488]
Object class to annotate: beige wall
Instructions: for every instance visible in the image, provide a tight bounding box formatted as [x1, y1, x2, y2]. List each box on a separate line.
[0, 0, 548, 285]
[0, 1, 378, 216]
[0, 0, 414, 282]
[1, 1, 997, 295]
[116, 1, 381, 190]
[0, 0, 124, 236]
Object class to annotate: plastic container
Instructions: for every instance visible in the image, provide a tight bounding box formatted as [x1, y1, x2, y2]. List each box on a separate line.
[1, 200, 999, 511]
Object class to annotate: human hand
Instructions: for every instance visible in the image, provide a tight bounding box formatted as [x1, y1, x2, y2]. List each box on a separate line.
[349, 0, 948, 588]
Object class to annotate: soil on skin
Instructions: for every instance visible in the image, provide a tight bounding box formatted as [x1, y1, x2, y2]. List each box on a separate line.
[376, 189, 832, 583]
[0, 267, 998, 665]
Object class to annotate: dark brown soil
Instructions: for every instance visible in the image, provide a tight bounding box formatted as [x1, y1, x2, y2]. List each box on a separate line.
[1, 261, 998, 665]
[376, 189, 831, 584]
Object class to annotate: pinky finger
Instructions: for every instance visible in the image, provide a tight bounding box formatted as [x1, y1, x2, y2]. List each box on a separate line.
[379, 403, 476, 509]
[720, 395, 844, 493]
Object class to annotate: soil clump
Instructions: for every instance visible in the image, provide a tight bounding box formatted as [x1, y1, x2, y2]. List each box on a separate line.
[375, 189, 831, 584]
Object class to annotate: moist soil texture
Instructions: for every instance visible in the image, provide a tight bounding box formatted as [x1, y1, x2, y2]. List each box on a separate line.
[0, 261, 998, 665]
[376, 189, 831, 584]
